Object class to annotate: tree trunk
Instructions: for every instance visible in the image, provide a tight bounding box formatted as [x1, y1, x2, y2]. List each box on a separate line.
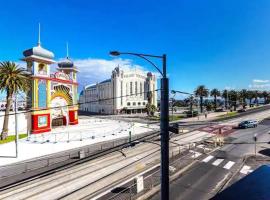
[256, 97, 258, 106]
[1, 92, 12, 140]
[225, 97, 228, 109]
[199, 96, 204, 113]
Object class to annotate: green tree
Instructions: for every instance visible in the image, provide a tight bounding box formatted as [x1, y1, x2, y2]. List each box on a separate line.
[228, 90, 238, 111]
[194, 85, 209, 113]
[239, 89, 247, 109]
[0, 62, 31, 140]
[222, 89, 229, 109]
[210, 88, 220, 111]
[246, 90, 254, 107]
[146, 103, 156, 116]
[262, 91, 269, 104]
[253, 90, 260, 106]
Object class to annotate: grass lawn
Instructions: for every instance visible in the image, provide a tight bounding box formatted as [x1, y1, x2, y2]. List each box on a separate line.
[148, 115, 184, 121]
[0, 134, 27, 144]
[169, 115, 184, 121]
[218, 111, 238, 119]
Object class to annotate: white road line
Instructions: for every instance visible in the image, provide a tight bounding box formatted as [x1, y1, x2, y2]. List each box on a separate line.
[240, 165, 252, 174]
[202, 155, 214, 163]
[223, 161, 235, 170]
[212, 159, 224, 166]
[189, 150, 202, 158]
[197, 144, 211, 151]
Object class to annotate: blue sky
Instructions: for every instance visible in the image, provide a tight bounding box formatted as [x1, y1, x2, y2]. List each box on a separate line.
[1, 0, 270, 98]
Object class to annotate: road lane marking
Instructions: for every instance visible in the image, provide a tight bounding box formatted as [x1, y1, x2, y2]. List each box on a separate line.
[202, 155, 214, 163]
[223, 161, 235, 170]
[189, 150, 202, 158]
[197, 144, 211, 151]
[240, 165, 253, 174]
[212, 159, 224, 166]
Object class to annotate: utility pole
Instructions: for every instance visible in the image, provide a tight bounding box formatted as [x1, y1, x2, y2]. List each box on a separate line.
[110, 51, 169, 200]
[14, 94, 19, 158]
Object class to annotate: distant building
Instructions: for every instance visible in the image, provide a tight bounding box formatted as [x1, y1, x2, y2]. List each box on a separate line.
[79, 67, 157, 114]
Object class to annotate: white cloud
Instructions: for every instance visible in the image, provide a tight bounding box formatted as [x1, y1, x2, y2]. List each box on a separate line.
[252, 79, 269, 83]
[248, 83, 270, 89]
[72, 58, 146, 86]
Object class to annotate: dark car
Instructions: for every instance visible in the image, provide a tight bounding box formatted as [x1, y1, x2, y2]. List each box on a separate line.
[238, 120, 258, 129]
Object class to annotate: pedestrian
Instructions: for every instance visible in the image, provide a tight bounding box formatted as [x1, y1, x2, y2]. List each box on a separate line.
[204, 111, 208, 118]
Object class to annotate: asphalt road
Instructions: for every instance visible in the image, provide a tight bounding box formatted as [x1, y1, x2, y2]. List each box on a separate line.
[151, 122, 270, 200]
[1, 106, 270, 199]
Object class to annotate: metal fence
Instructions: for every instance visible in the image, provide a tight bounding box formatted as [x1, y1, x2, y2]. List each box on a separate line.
[0, 131, 159, 184]
[101, 142, 214, 200]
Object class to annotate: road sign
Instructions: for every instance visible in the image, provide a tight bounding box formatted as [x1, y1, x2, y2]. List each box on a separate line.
[136, 175, 144, 193]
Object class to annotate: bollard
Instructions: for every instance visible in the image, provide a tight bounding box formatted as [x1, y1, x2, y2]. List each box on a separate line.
[67, 132, 70, 143]
[54, 134, 57, 143]
[80, 133, 82, 141]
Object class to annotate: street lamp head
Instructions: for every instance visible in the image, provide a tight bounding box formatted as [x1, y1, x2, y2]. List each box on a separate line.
[171, 90, 176, 94]
[109, 51, 121, 56]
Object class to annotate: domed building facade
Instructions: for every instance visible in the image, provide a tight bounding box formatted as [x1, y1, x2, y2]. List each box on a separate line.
[22, 29, 79, 134]
[79, 66, 157, 114]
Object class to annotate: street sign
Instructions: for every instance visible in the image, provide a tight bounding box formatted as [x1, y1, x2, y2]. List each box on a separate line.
[136, 175, 144, 193]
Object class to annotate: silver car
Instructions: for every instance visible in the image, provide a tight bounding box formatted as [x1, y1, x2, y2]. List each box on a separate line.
[238, 120, 258, 128]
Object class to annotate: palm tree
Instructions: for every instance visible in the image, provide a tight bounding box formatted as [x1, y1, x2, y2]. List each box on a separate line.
[194, 85, 209, 113]
[239, 89, 247, 109]
[228, 90, 238, 111]
[0, 62, 31, 140]
[210, 88, 220, 111]
[262, 91, 269, 104]
[246, 90, 254, 107]
[253, 90, 260, 106]
[222, 90, 229, 109]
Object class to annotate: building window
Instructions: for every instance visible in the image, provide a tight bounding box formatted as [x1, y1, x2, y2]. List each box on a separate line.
[127, 102, 131, 106]
[130, 82, 133, 95]
[135, 81, 138, 96]
[138, 102, 141, 105]
[140, 82, 142, 96]
[143, 102, 146, 105]
[133, 102, 136, 106]
[126, 83, 128, 96]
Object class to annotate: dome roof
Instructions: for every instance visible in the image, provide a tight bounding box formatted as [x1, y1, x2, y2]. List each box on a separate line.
[23, 45, 54, 59]
[58, 57, 74, 68]
[147, 72, 153, 77]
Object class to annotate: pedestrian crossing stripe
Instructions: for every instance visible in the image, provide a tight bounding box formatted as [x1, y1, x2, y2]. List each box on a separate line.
[201, 155, 253, 174]
[202, 155, 214, 163]
[212, 159, 224, 166]
[223, 161, 235, 170]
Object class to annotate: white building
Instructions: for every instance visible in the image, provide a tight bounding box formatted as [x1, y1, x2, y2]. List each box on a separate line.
[79, 67, 157, 114]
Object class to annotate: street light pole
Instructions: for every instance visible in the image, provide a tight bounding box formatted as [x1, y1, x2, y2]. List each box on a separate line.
[14, 93, 19, 158]
[160, 54, 169, 200]
[110, 51, 169, 200]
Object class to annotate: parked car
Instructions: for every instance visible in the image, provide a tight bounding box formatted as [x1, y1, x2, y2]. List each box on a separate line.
[238, 120, 258, 129]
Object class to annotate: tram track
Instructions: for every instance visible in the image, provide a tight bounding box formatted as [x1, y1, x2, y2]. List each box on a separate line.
[0, 143, 162, 199]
